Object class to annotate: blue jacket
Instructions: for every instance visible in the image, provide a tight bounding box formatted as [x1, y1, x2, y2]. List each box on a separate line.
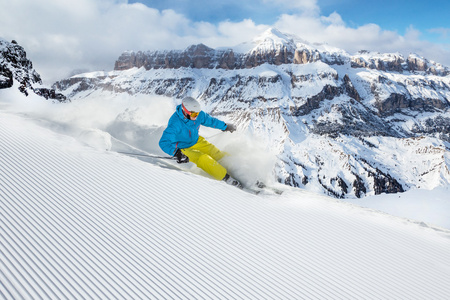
[159, 105, 227, 156]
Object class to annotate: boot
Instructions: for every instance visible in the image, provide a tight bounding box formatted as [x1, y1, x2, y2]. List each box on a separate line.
[223, 173, 243, 189]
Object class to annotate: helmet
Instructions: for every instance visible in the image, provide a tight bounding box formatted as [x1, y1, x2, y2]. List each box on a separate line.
[182, 97, 201, 113]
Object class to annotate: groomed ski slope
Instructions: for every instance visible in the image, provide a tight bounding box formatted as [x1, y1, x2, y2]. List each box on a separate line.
[1, 111, 450, 300]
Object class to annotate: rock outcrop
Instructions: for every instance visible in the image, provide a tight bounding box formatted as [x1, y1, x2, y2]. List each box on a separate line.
[0, 39, 67, 102]
[351, 50, 449, 76]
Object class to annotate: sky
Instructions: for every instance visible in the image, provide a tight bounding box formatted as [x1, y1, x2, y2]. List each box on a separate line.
[1, 0, 450, 84]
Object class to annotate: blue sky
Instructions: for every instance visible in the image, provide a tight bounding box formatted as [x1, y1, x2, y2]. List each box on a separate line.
[1, 0, 449, 83]
[320, 0, 450, 43]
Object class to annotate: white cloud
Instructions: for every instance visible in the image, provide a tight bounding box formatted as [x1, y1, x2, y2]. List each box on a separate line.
[215, 20, 269, 46]
[1, 0, 449, 85]
[1, 0, 203, 83]
[429, 27, 450, 40]
[320, 12, 345, 26]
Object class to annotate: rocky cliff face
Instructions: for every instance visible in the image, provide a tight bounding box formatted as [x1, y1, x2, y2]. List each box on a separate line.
[350, 51, 449, 76]
[0, 39, 67, 101]
[114, 44, 343, 71]
[115, 30, 449, 77]
[54, 28, 450, 198]
[114, 30, 349, 71]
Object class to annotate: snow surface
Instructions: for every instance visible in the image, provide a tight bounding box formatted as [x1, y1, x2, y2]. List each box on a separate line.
[2, 85, 450, 228]
[1, 87, 450, 298]
[349, 186, 450, 229]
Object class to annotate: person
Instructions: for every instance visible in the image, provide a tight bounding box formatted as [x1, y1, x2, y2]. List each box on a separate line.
[159, 96, 242, 188]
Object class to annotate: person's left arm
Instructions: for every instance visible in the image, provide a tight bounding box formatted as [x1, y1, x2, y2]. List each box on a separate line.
[199, 111, 227, 130]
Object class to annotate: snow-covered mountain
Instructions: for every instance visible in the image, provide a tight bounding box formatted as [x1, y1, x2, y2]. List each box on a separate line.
[0, 38, 66, 101]
[54, 28, 450, 198]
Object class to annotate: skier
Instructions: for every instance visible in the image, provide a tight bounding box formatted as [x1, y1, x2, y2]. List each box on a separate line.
[159, 96, 242, 188]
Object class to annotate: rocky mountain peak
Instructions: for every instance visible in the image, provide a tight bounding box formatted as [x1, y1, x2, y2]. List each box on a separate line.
[248, 27, 296, 53]
[186, 43, 214, 54]
[262, 27, 287, 39]
[0, 38, 41, 88]
[0, 38, 67, 101]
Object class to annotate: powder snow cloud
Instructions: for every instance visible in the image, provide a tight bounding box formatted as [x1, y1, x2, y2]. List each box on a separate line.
[1, 0, 449, 84]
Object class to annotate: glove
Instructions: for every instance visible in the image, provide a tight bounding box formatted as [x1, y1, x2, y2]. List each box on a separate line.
[223, 123, 236, 133]
[175, 149, 189, 164]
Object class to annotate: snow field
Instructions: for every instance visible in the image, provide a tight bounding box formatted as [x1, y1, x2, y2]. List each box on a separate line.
[1, 110, 450, 299]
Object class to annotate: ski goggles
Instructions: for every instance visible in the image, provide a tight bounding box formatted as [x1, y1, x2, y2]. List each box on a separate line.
[189, 111, 199, 118]
[182, 104, 200, 118]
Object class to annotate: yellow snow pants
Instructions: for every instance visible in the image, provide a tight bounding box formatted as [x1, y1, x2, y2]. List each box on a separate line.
[181, 136, 227, 180]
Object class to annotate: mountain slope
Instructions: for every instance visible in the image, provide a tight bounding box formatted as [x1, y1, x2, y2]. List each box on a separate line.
[1, 110, 450, 299]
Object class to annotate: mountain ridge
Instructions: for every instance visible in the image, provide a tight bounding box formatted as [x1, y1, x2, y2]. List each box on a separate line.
[115, 28, 449, 76]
